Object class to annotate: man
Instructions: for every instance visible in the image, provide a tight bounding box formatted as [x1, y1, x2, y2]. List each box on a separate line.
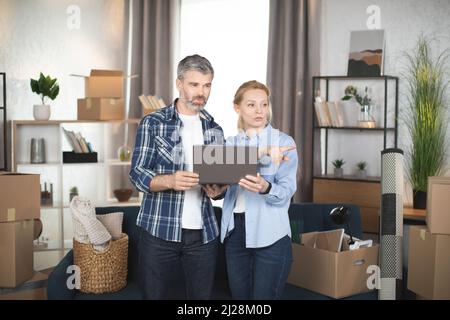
[129, 54, 226, 299]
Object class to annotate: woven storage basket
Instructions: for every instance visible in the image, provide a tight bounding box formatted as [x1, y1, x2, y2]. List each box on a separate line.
[73, 233, 128, 294]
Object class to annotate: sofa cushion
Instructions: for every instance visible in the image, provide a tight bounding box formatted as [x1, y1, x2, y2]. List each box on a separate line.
[289, 203, 325, 233]
[96, 212, 124, 240]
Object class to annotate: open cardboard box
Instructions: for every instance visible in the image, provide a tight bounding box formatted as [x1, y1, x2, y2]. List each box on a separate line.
[287, 229, 379, 299]
[77, 98, 124, 120]
[71, 69, 137, 98]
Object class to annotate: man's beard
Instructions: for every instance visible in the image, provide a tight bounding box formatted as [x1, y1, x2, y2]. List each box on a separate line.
[184, 95, 207, 112]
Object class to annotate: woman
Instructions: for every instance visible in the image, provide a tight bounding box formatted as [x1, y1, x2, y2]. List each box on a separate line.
[217, 80, 298, 300]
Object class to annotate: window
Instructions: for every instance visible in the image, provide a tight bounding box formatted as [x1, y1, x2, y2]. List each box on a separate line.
[177, 0, 270, 139]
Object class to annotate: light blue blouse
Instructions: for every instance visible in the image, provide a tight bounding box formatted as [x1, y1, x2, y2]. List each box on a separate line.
[220, 124, 298, 248]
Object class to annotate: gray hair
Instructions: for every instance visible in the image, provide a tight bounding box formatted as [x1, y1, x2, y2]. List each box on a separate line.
[177, 54, 214, 80]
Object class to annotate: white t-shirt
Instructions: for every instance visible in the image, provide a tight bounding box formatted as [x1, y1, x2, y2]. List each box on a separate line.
[179, 113, 204, 229]
[233, 186, 246, 213]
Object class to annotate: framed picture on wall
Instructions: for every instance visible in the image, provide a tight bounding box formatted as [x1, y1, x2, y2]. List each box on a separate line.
[347, 30, 385, 77]
[0, 72, 6, 171]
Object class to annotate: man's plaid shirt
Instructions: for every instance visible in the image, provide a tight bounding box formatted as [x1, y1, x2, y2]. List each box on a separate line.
[129, 100, 224, 243]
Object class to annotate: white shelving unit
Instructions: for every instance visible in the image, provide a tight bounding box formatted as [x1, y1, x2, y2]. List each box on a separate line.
[11, 119, 142, 269]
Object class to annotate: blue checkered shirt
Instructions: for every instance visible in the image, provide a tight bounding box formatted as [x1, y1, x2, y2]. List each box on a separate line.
[129, 100, 224, 243]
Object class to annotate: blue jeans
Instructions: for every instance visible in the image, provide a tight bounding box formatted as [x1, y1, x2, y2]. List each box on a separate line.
[138, 228, 218, 300]
[225, 213, 293, 300]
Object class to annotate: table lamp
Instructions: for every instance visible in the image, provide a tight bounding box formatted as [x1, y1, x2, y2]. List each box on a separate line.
[330, 206, 355, 245]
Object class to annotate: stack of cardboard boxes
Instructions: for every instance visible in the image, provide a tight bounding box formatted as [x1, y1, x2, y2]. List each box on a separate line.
[75, 70, 126, 120]
[0, 172, 40, 290]
[407, 177, 450, 300]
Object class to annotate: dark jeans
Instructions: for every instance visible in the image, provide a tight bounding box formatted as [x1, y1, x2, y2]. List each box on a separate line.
[138, 228, 218, 300]
[225, 213, 293, 300]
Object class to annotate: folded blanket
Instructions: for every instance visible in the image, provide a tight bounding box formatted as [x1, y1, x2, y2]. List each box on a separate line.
[70, 196, 111, 251]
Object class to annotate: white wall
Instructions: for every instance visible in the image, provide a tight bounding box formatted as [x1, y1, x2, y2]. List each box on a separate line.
[0, 0, 126, 121]
[320, 0, 450, 204]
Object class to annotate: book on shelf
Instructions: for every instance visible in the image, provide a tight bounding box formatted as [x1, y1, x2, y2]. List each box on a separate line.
[314, 101, 324, 126]
[140, 94, 166, 115]
[327, 101, 344, 127]
[148, 95, 159, 110]
[62, 128, 94, 153]
[314, 99, 331, 127]
[314, 100, 347, 127]
[157, 97, 166, 108]
[75, 132, 90, 153]
[138, 95, 152, 111]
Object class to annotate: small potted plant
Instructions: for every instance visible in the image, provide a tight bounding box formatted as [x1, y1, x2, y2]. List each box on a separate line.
[332, 159, 345, 178]
[70, 186, 79, 202]
[30, 72, 60, 120]
[356, 161, 367, 179]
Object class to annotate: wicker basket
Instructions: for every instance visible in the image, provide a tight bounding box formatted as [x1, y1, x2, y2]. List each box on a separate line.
[73, 233, 128, 294]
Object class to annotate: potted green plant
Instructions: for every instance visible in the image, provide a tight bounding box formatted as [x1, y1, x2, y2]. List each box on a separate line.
[69, 186, 79, 202]
[332, 159, 345, 178]
[30, 72, 60, 120]
[356, 161, 367, 179]
[404, 36, 449, 209]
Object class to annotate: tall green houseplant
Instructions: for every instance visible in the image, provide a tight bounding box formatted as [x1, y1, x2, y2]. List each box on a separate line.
[404, 36, 449, 209]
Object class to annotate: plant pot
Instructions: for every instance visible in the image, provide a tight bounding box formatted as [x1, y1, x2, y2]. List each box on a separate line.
[114, 188, 133, 202]
[356, 170, 367, 179]
[334, 168, 343, 178]
[413, 190, 427, 209]
[33, 104, 51, 120]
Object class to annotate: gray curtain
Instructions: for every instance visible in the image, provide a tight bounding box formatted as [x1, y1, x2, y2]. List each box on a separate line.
[267, 0, 321, 202]
[128, 0, 178, 119]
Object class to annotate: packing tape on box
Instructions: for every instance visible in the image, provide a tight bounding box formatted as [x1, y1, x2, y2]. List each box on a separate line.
[7, 208, 16, 221]
[86, 99, 92, 110]
[420, 228, 426, 241]
[110, 99, 116, 105]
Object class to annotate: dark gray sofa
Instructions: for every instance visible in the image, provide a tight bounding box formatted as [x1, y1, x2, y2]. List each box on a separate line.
[47, 203, 377, 300]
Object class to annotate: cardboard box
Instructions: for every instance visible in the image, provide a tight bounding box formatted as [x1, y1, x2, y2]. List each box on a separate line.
[73, 69, 124, 98]
[407, 226, 450, 299]
[77, 98, 124, 120]
[0, 220, 34, 288]
[0, 271, 48, 300]
[287, 230, 379, 299]
[0, 172, 40, 223]
[427, 176, 450, 235]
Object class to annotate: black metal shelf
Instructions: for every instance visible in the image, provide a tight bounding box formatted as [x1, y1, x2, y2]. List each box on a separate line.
[313, 75, 398, 80]
[313, 174, 381, 183]
[314, 126, 396, 131]
[1, 72, 6, 171]
[312, 75, 399, 177]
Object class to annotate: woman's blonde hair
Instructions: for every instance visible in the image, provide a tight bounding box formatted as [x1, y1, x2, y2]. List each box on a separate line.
[233, 80, 272, 131]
